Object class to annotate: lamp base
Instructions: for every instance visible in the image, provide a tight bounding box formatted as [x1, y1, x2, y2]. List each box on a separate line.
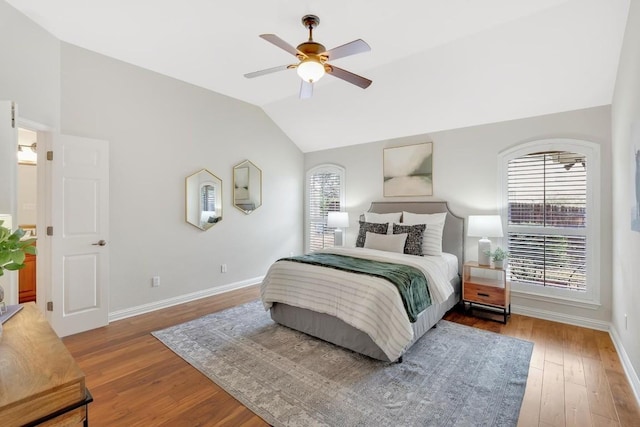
[334, 229, 343, 247]
[478, 238, 491, 266]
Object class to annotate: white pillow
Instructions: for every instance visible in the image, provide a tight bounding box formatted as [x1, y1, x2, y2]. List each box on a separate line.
[401, 211, 447, 256]
[364, 231, 408, 253]
[364, 212, 402, 234]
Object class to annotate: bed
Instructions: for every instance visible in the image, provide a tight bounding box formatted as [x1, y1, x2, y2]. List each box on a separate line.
[261, 201, 464, 362]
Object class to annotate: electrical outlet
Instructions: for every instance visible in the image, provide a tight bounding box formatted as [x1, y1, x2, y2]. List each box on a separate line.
[221, 264, 227, 273]
[152, 276, 160, 287]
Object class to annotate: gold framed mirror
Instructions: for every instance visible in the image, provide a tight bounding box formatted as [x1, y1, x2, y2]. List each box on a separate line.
[233, 160, 262, 214]
[185, 169, 222, 230]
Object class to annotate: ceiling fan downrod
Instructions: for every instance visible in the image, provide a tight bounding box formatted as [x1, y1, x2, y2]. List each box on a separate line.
[302, 14, 320, 41]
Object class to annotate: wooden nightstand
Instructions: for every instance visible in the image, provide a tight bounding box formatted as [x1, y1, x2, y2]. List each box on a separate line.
[462, 261, 511, 323]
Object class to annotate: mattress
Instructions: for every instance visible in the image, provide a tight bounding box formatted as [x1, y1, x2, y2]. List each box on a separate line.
[261, 247, 457, 361]
[270, 276, 460, 362]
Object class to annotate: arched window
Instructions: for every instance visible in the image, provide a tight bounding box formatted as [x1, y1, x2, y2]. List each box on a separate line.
[499, 139, 600, 304]
[305, 164, 346, 252]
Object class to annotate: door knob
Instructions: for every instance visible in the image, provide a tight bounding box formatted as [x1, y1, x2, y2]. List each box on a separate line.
[92, 240, 107, 246]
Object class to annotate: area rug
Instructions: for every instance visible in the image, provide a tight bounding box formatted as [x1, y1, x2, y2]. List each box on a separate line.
[152, 300, 533, 427]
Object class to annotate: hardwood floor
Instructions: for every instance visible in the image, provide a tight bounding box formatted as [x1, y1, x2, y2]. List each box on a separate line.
[444, 310, 640, 427]
[62, 286, 640, 426]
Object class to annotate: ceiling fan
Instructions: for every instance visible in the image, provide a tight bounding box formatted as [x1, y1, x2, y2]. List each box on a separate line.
[244, 15, 372, 99]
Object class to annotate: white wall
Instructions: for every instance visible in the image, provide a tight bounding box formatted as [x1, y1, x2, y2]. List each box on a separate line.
[60, 43, 304, 312]
[17, 164, 37, 225]
[0, 0, 303, 316]
[0, 1, 59, 305]
[0, 1, 60, 128]
[305, 106, 612, 325]
[611, 0, 640, 394]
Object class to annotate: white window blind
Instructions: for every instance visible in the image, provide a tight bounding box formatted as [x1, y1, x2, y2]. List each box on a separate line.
[201, 184, 216, 213]
[507, 151, 587, 291]
[306, 165, 345, 252]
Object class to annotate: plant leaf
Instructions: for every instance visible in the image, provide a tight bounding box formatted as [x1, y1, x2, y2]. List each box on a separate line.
[19, 238, 37, 247]
[11, 228, 26, 240]
[11, 251, 25, 265]
[4, 262, 24, 271]
[0, 227, 9, 243]
[0, 250, 9, 262]
[23, 245, 37, 255]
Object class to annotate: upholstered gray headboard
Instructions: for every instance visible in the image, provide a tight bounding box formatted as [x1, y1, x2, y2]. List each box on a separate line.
[367, 201, 465, 274]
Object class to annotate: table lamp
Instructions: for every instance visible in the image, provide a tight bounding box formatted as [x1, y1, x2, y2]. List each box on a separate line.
[327, 212, 349, 246]
[467, 215, 503, 266]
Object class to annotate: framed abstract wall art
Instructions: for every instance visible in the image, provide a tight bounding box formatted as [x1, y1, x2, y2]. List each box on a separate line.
[632, 122, 640, 232]
[383, 142, 433, 197]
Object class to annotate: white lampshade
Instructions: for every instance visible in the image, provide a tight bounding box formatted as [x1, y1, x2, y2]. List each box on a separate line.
[297, 60, 325, 83]
[468, 215, 504, 238]
[327, 212, 349, 228]
[468, 215, 504, 266]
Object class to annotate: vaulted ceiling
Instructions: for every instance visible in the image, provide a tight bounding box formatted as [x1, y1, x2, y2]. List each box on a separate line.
[7, 0, 629, 152]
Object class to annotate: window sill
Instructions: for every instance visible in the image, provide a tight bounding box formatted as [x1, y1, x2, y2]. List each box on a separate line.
[511, 287, 601, 310]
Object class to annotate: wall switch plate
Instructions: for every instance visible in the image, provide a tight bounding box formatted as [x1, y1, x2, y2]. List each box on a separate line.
[152, 276, 160, 287]
[221, 264, 227, 273]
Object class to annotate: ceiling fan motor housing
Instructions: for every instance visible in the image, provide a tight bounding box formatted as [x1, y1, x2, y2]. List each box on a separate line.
[301, 14, 320, 29]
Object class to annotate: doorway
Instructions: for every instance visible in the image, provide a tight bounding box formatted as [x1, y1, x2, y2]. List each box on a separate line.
[17, 127, 38, 303]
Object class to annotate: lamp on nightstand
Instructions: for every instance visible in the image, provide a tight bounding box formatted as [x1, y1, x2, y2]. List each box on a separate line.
[468, 215, 503, 266]
[327, 212, 349, 247]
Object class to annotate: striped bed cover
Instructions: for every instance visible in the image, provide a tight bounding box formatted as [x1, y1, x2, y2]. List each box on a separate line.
[260, 247, 454, 362]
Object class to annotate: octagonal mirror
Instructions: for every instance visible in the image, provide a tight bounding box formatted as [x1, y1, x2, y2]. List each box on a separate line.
[186, 169, 222, 230]
[233, 160, 262, 214]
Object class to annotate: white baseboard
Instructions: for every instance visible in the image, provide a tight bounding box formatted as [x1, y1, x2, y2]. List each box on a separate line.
[108, 276, 263, 322]
[512, 304, 610, 331]
[608, 325, 640, 406]
[513, 304, 640, 407]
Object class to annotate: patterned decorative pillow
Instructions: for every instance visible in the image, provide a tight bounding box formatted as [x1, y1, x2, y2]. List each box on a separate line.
[393, 223, 426, 256]
[356, 221, 389, 247]
[402, 211, 447, 256]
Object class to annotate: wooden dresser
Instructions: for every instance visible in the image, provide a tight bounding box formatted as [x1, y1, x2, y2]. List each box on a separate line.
[18, 241, 37, 303]
[0, 303, 92, 426]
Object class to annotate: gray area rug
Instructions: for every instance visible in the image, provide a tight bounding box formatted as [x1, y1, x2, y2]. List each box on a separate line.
[152, 300, 533, 426]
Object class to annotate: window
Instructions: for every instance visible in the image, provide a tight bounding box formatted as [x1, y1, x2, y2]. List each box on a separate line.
[201, 184, 216, 213]
[499, 139, 600, 304]
[306, 165, 345, 252]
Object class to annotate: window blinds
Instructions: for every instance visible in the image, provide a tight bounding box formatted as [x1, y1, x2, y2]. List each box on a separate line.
[507, 151, 587, 290]
[202, 185, 216, 213]
[307, 171, 342, 251]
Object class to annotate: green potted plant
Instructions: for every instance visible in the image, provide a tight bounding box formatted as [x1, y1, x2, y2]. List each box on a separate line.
[487, 247, 509, 269]
[0, 220, 37, 305]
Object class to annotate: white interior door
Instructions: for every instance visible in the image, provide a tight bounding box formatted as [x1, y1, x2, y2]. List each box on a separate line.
[50, 134, 109, 337]
[0, 101, 18, 305]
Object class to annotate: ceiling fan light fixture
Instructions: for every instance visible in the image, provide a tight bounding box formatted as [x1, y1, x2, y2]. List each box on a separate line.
[297, 59, 325, 83]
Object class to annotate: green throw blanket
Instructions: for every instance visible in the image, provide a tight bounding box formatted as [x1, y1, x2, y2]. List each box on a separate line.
[280, 253, 431, 322]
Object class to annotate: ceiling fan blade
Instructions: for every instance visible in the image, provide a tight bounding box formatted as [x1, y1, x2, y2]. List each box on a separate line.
[299, 80, 313, 99]
[324, 39, 370, 61]
[260, 34, 303, 57]
[244, 65, 292, 79]
[327, 65, 372, 89]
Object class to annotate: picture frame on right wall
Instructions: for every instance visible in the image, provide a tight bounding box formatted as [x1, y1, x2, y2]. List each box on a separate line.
[383, 142, 433, 197]
[632, 122, 640, 232]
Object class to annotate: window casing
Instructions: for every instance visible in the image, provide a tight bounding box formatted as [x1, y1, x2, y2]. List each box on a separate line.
[499, 139, 600, 304]
[305, 165, 346, 252]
